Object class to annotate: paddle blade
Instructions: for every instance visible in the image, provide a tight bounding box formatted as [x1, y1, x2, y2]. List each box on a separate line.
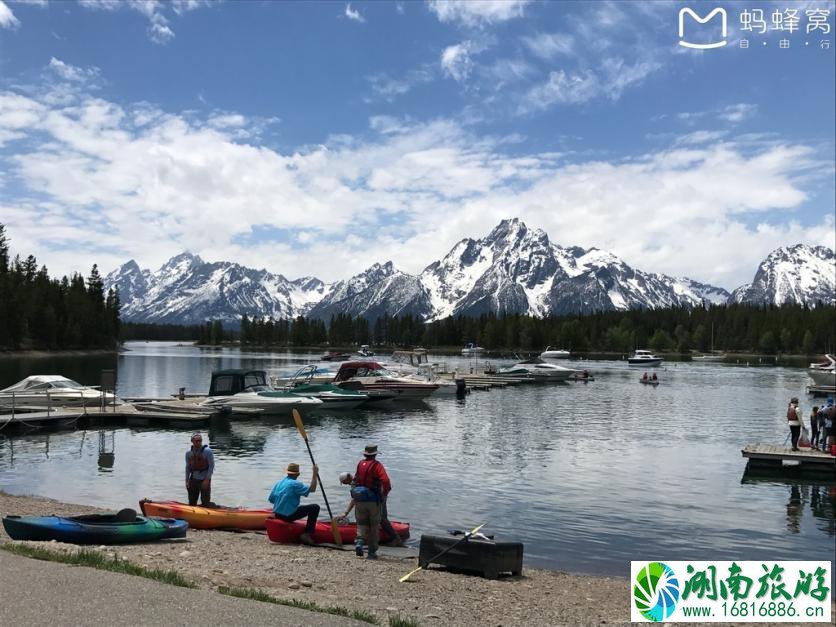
[329, 518, 343, 546]
[399, 565, 423, 583]
[292, 408, 307, 440]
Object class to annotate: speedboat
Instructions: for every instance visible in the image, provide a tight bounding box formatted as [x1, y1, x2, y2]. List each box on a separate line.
[497, 358, 575, 382]
[357, 345, 375, 357]
[627, 350, 663, 367]
[808, 354, 836, 387]
[198, 369, 322, 415]
[461, 343, 485, 355]
[333, 361, 439, 400]
[282, 365, 369, 409]
[0, 375, 118, 409]
[540, 347, 570, 359]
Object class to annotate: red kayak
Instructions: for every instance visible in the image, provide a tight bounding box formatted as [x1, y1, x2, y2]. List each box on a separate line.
[266, 517, 410, 544]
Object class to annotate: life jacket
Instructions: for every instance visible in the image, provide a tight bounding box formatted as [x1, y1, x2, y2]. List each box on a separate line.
[355, 459, 383, 498]
[188, 445, 209, 471]
[786, 406, 798, 422]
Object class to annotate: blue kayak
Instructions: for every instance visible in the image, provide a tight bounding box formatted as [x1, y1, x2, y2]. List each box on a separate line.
[2, 511, 188, 544]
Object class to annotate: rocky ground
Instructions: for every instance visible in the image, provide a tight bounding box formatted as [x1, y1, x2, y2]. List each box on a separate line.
[0, 491, 630, 626]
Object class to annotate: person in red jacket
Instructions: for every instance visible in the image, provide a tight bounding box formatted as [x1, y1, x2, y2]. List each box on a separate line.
[352, 444, 390, 559]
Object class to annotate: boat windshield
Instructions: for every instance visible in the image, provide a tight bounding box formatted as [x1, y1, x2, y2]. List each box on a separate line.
[245, 385, 273, 392]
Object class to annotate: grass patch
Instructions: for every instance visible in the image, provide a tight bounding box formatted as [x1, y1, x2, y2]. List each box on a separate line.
[389, 615, 421, 627]
[218, 585, 381, 624]
[0, 543, 195, 588]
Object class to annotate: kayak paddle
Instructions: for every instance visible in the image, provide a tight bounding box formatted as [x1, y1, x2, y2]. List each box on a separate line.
[292, 409, 342, 546]
[399, 523, 485, 582]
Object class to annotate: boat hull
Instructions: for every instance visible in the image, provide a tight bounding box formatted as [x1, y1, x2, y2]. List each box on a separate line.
[139, 500, 272, 530]
[808, 369, 836, 387]
[2, 513, 187, 544]
[628, 359, 663, 367]
[266, 517, 409, 544]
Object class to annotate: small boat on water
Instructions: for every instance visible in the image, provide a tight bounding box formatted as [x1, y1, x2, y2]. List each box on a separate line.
[498, 358, 575, 382]
[2, 511, 187, 544]
[540, 347, 570, 360]
[266, 517, 409, 545]
[628, 350, 663, 367]
[139, 500, 272, 530]
[0, 375, 119, 409]
[808, 354, 836, 387]
[639, 376, 660, 386]
[198, 369, 323, 415]
[333, 361, 439, 400]
[461, 343, 485, 355]
[357, 345, 375, 357]
[282, 365, 369, 409]
[321, 351, 352, 362]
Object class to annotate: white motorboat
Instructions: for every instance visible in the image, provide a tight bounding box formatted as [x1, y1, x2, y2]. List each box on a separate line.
[357, 344, 375, 357]
[808, 354, 836, 387]
[498, 358, 575, 382]
[540, 346, 570, 359]
[627, 350, 663, 367]
[461, 343, 485, 355]
[333, 361, 439, 400]
[0, 375, 118, 408]
[198, 369, 322, 415]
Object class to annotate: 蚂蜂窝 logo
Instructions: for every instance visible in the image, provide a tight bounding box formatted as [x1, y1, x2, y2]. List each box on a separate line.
[633, 562, 681, 622]
[678, 7, 728, 49]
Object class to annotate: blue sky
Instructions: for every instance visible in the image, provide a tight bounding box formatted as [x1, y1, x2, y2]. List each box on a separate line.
[0, 0, 834, 289]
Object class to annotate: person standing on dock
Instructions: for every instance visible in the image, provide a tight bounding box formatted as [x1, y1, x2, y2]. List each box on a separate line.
[185, 433, 214, 506]
[810, 406, 820, 449]
[352, 444, 391, 559]
[786, 398, 802, 451]
[268, 462, 319, 546]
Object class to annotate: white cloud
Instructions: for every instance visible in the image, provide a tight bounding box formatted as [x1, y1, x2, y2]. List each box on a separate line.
[441, 41, 474, 82]
[521, 32, 575, 60]
[428, 0, 529, 27]
[367, 67, 434, 101]
[0, 1, 21, 29]
[48, 57, 102, 83]
[345, 3, 365, 23]
[0, 86, 832, 289]
[78, 0, 209, 43]
[719, 103, 758, 123]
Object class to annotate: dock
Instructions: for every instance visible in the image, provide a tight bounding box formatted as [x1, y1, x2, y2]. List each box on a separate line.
[742, 443, 835, 476]
[0, 403, 213, 430]
[806, 384, 835, 397]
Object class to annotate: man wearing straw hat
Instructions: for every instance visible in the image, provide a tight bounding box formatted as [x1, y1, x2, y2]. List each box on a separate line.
[268, 462, 319, 546]
[352, 444, 391, 560]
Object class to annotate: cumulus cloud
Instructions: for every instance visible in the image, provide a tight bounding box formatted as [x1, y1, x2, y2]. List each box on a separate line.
[441, 41, 474, 82]
[0, 86, 832, 288]
[344, 3, 365, 23]
[0, 1, 20, 29]
[428, 0, 529, 27]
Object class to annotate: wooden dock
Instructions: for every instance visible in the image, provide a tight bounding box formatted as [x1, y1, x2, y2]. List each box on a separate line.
[0, 403, 212, 429]
[742, 443, 835, 476]
[806, 384, 835, 397]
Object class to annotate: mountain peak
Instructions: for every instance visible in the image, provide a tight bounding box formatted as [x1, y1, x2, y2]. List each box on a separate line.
[486, 218, 528, 244]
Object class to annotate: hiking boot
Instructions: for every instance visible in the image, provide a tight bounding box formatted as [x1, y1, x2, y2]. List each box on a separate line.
[298, 533, 317, 546]
[355, 543, 364, 557]
[367, 551, 378, 560]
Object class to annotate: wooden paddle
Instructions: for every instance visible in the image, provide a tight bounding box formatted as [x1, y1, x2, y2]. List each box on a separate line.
[292, 409, 342, 546]
[399, 523, 486, 582]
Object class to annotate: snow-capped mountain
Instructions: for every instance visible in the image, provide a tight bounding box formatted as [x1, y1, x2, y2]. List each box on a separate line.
[105, 253, 328, 325]
[729, 244, 835, 307]
[106, 220, 833, 326]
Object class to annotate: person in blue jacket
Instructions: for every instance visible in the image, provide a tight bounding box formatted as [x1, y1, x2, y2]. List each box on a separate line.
[268, 462, 319, 545]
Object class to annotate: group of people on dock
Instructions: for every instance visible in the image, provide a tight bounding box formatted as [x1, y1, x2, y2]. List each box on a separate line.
[185, 434, 399, 559]
[786, 396, 834, 452]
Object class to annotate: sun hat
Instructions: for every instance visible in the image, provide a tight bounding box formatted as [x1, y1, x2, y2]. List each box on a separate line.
[191, 433, 203, 441]
[363, 444, 379, 456]
[286, 462, 300, 475]
[338, 472, 352, 483]
[790, 397, 799, 404]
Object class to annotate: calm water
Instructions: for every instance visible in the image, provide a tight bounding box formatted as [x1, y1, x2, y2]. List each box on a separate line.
[1, 341, 833, 577]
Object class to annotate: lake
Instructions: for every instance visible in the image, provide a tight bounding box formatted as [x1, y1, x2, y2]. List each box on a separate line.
[0, 341, 833, 577]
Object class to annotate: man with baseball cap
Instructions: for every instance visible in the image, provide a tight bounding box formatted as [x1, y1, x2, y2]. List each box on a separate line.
[185, 433, 214, 506]
[268, 462, 319, 545]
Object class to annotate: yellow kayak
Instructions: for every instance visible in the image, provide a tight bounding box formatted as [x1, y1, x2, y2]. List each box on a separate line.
[139, 499, 272, 530]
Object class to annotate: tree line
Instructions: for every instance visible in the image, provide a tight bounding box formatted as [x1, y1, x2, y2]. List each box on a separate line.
[0, 225, 120, 351]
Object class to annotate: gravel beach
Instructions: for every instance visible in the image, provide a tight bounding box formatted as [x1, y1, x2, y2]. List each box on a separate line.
[1, 491, 630, 626]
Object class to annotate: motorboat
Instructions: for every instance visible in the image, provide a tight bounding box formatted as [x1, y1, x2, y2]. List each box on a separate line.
[0, 375, 118, 409]
[540, 347, 570, 359]
[461, 343, 485, 355]
[497, 358, 575, 382]
[282, 365, 369, 409]
[333, 361, 439, 400]
[808, 354, 836, 387]
[627, 350, 663, 367]
[321, 351, 352, 362]
[357, 345, 375, 357]
[198, 369, 322, 415]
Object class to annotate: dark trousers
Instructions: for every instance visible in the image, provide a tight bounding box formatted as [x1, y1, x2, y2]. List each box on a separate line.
[187, 478, 211, 506]
[811, 423, 819, 446]
[789, 425, 801, 449]
[277, 503, 320, 535]
[380, 497, 399, 543]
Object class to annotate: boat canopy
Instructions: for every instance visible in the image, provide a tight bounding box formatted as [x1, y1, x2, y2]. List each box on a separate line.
[209, 370, 268, 396]
[0, 376, 86, 393]
[334, 361, 391, 382]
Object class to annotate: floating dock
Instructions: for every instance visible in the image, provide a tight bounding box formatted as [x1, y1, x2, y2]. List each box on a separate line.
[0, 403, 213, 430]
[806, 384, 835, 397]
[742, 444, 835, 476]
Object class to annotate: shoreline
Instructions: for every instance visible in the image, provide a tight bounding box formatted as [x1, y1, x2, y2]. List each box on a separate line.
[0, 491, 628, 626]
[0, 348, 118, 359]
